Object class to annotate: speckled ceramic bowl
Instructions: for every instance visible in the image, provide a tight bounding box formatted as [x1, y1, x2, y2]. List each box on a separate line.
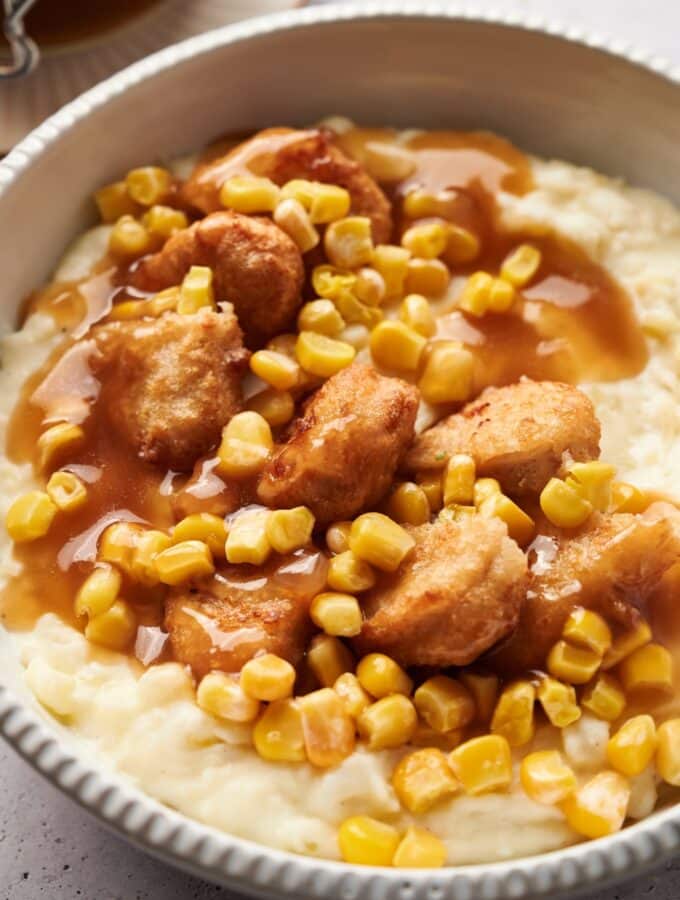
[1, 4, 680, 897]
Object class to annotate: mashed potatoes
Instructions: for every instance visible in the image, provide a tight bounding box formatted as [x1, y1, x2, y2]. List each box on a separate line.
[1, 150, 679, 863]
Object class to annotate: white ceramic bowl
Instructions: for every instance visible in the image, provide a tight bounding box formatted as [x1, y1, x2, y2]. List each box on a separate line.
[1, 4, 680, 897]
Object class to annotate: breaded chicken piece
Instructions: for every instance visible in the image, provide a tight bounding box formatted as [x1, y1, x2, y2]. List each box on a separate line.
[257, 363, 419, 524]
[404, 380, 600, 496]
[183, 128, 393, 243]
[488, 506, 680, 675]
[164, 550, 328, 677]
[131, 211, 304, 346]
[354, 516, 527, 667]
[94, 309, 249, 471]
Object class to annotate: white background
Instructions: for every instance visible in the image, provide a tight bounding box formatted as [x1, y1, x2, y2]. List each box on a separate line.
[2, 1, 680, 898]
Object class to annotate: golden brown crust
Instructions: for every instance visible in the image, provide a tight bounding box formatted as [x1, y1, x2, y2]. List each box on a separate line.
[94, 309, 249, 471]
[182, 128, 393, 244]
[353, 516, 527, 667]
[256, 363, 419, 524]
[131, 211, 304, 347]
[404, 380, 601, 496]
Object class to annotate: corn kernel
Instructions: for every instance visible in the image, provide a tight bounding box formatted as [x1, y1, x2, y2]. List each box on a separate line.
[250, 350, 300, 391]
[418, 341, 474, 404]
[311, 592, 362, 637]
[349, 513, 415, 573]
[441, 454, 475, 506]
[129, 528, 172, 585]
[217, 412, 273, 479]
[338, 816, 400, 866]
[240, 653, 296, 701]
[253, 698, 305, 762]
[94, 180, 139, 223]
[414, 676, 475, 733]
[357, 653, 412, 698]
[74, 564, 121, 619]
[403, 188, 457, 221]
[295, 331, 356, 378]
[307, 634, 354, 687]
[247, 389, 295, 427]
[561, 771, 630, 839]
[656, 719, 680, 785]
[225, 510, 272, 566]
[45, 471, 87, 512]
[6, 490, 57, 543]
[372, 244, 411, 299]
[354, 267, 386, 307]
[326, 521, 352, 555]
[581, 673, 626, 721]
[520, 750, 577, 805]
[473, 477, 501, 507]
[610, 481, 648, 514]
[369, 320, 426, 372]
[399, 294, 436, 338]
[607, 714, 657, 777]
[458, 271, 494, 317]
[547, 640, 602, 685]
[308, 184, 351, 224]
[449, 734, 512, 795]
[479, 493, 535, 546]
[563, 608, 612, 656]
[300, 687, 356, 767]
[85, 599, 137, 651]
[500, 243, 541, 287]
[358, 694, 417, 750]
[536, 677, 581, 728]
[386, 483, 430, 526]
[410, 724, 462, 751]
[334, 672, 371, 719]
[491, 680, 536, 747]
[273, 198, 319, 253]
[438, 504, 476, 523]
[487, 277, 516, 313]
[364, 141, 416, 182]
[109, 214, 152, 259]
[459, 672, 499, 723]
[149, 286, 181, 315]
[297, 299, 345, 336]
[264, 507, 314, 555]
[393, 827, 447, 869]
[602, 620, 652, 670]
[154, 539, 214, 585]
[98, 521, 143, 569]
[126, 166, 172, 206]
[405, 258, 449, 298]
[311, 264, 356, 300]
[37, 422, 85, 472]
[391, 748, 458, 814]
[142, 204, 188, 238]
[334, 323, 370, 354]
[402, 221, 449, 260]
[172, 513, 227, 558]
[540, 477, 593, 529]
[332, 289, 383, 329]
[107, 299, 149, 321]
[444, 224, 481, 265]
[566, 461, 616, 513]
[618, 642, 673, 694]
[324, 216, 374, 269]
[416, 472, 443, 512]
[280, 178, 318, 208]
[220, 175, 280, 213]
[177, 265, 215, 314]
[197, 671, 260, 723]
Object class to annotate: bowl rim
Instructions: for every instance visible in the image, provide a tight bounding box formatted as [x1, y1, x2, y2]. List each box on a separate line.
[1, 3, 680, 897]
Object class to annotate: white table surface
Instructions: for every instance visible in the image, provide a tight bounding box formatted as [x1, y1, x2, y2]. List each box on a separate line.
[2, 1, 680, 897]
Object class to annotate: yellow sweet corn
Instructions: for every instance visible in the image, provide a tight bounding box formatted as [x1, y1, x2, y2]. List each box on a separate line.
[311, 264, 356, 301]
[280, 178, 318, 208]
[129, 529, 172, 585]
[177, 265, 214, 314]
[154, 539, 214, 585]
[265, 507, 315, 554]
[46, 471, 88, 512]
[491, 680, 536, 747]
[357, 653, 412, 698]
[442, 454, 476, 506]
[295, 331, 356, 378]
[417, 341, 474, 404]
[333, 289, 382, 329]
[326, 550, 376, 594]
[618, 643, 674, 694]
[297, 299, 345, 336]
[602, 620, 652, 670]
[547, 640, 602, 685]
[473, 477, 501, 507]
[149, 286, 181, 315]
[458, 271, 494, 316]
[364, 141, 416, 182]
[609, 481, 648, 514]
[250, 350, 300, 391]
[385, 482, 430, 526]
[74, 564, 121, 619]
[338, 816, 399, 866]
[126, 166, 172, 206]
[172, 513, 227, 558]
[217, 412, 273, 479]
[308, 183, 351, 225]
[520, 750, 577, 805]
[325, 522, 352, 555]
[410, 724, 462, 751]
[225, 510, 272, 566]
[399, 293, 437, 337]
[371, 244, 411, 299]
[219, 175, 280, 213]
[459, 672, 499, 723]
[438, 504, 476, 523]
[561, 771, 630, 839]
[94, 180, 139, 223]
[479, 492, 535, 546]
[392, 827, 447, 869]
[369, 320, 426, 372]
[540, 478, 593, 528]
[6, 491, 57, 542]
[656, 719, 680, 785]
[404, 258, 450, 298]
[403, 188, 456, 220]
[566, 461, 616, 512]
[253, 698, 305, 762]
[240, 653, 296, 702]
[536, 677, 581, 728]
[414, 676, 475, 733]
[487, 278, 515, 313]
[108, 215, 152, 259]
[37, 422, 85, 472]
[500, 244, 542, 287]
[98, 521, 143, 570]
[310, 592, 362, 638]
[416, 472, 443, 513]
[444, 224, 481, 265]
[391, 748, 459, 814]
[607, 714, 657, 777]
[449, 734, 512, 795]
[273, 198, 319, 253]
[299, 687, 355, 767]
[357, 694, 418, 750]
[84, 599, 137, 651]
[324, 216, 374, 269]
[247, 389, 295, 427]
[563, 608, 613, 656]
[307, 634, 354, 687]
[581, 673, 627, 722]
[401, 221, 449, 259]
[333, 672, 371, 719]
[354, 267, 386, 307]
[197, 671, 260, 723]
[142, 204, 188, 238]
[349, 513, 415, 573]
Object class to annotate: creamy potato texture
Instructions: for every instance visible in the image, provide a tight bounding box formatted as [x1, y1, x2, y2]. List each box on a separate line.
[1, 130, 679, 864]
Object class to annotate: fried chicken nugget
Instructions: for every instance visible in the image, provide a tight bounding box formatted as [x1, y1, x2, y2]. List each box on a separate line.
[354, 516, 528, 667]
[183, 128, 393, 243]
[131, 211, 304, 346]
[94, 309, 249, 471]
[405, 380, 601, 496]
[257, 363, 419, 524]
